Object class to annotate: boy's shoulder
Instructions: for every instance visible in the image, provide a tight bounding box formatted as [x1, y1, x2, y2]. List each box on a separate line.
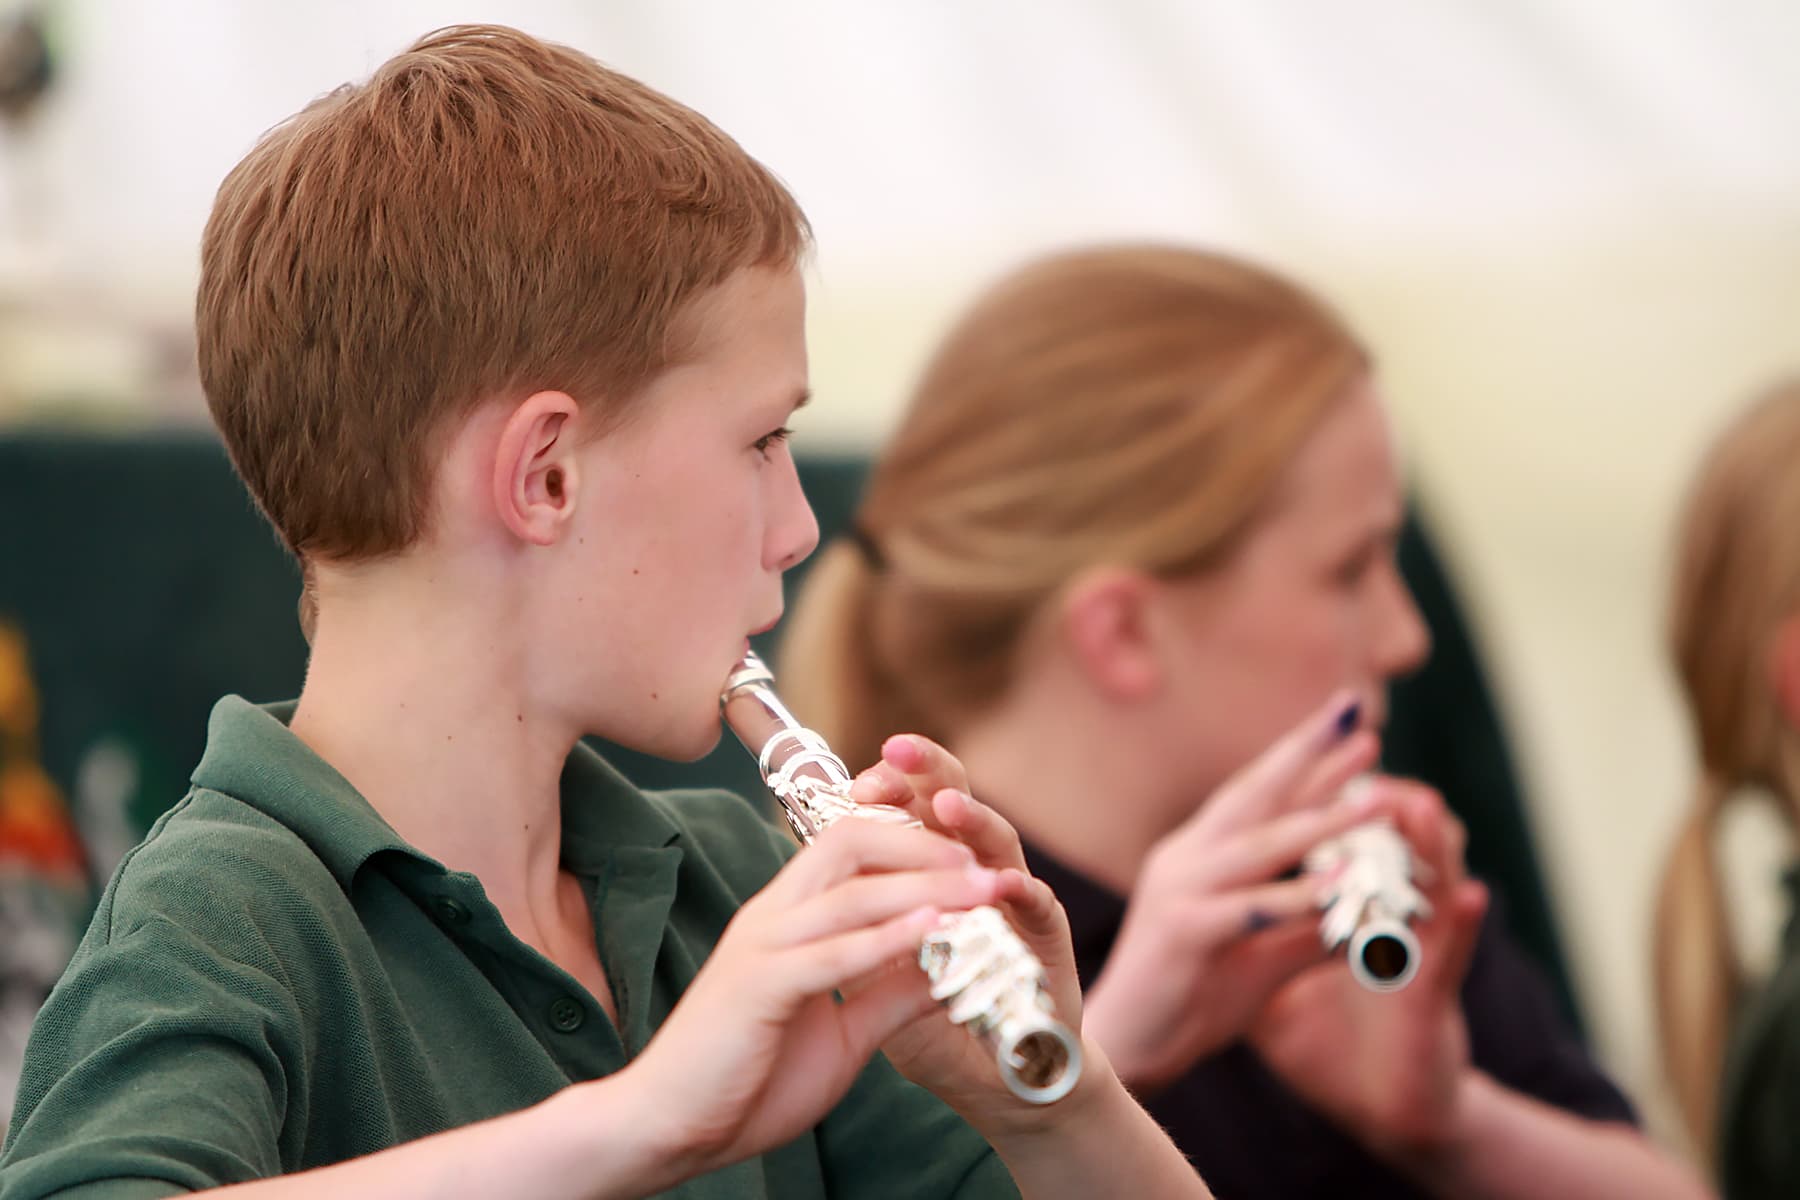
[91, 784, 345, 958]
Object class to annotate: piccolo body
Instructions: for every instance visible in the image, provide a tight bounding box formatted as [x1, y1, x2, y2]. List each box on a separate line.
[1305, 792, 1429, 991]
[720, 651, 1082, 1104]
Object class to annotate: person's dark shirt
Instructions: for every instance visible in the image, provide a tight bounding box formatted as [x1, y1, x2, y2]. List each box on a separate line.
[1718, 862, 1800, 1200]
[1023, 839, 1637, 1200]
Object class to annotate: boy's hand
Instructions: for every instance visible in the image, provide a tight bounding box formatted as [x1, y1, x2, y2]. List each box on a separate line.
[1080, 693, 1389, 1093]
[620, 818, 1004, 1174]
[845, 735, 1087, 1134]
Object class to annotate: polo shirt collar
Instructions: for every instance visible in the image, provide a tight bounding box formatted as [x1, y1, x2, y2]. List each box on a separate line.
[190, 695, 682, 890]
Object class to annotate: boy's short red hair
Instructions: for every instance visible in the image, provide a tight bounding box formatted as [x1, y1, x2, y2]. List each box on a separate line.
[198, 24, 810, 560]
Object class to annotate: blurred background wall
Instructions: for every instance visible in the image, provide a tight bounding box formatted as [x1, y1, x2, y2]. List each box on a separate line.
[3, 0, 1799, 1152]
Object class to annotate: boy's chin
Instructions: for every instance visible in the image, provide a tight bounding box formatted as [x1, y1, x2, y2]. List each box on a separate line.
[642, 716, 727, 765]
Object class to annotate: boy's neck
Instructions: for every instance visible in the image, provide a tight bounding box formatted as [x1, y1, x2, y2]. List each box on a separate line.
[289, 577, 578, 923]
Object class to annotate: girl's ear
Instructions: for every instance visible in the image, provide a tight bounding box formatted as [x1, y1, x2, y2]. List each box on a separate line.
[1057, 567, 1165, 702]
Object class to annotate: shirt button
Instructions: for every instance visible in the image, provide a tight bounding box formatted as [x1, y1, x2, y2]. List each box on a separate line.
[434, 897, 471, 926]
[548, 996, 585, 1033]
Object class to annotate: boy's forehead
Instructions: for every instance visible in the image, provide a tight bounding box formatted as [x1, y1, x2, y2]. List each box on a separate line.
[672, 263, 806, 346]
[623, 268, 809, 418]
[667, 266, 809, 393]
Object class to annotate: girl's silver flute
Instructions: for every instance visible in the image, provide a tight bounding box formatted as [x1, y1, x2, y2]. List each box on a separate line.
[721, 650, 1082, 1104]
[1305, 782, 1430, 992]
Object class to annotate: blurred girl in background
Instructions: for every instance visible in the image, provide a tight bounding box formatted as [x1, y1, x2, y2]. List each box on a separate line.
[783, 243, 1709, 1199]
[1656, 380, 1800, 1199]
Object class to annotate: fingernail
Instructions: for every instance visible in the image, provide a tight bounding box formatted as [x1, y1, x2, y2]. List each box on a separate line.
[966, 864, 999, 888]
[883, 734, 924, 770]
[1333, 700, 1361, 740]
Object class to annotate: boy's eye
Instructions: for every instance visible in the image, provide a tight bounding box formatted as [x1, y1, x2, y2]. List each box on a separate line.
[754, 427, 793, 458]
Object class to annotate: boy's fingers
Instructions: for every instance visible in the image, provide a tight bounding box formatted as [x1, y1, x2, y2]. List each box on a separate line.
[836, 966, 940, 1057]
[779, 866, 1001, 946]
[848, 761, 925, 817]
[931, 788, 1028, 873]
[993, 867, 1069, 940]
[879, 734, 972, 796]
[782, 906, 945, 997]
[771, 819, 973, 900]
[846, 734, 973, 834]
[878, 734, 975, 835]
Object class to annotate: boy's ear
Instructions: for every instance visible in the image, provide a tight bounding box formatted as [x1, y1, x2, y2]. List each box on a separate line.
[1772, 613, 1800, 734]
[1058, 567, 1164, 702]
[492, 391, 581, 546]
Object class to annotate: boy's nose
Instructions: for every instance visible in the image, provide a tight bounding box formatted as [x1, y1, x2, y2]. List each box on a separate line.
[770, 466, 820, 573]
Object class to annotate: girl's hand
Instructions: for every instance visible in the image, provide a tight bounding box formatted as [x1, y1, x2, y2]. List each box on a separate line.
[1079, 692, 1393, 1092]
[1248, 782, 1489, 1159]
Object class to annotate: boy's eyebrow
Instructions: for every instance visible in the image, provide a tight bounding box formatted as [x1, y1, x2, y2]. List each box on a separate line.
[790, 388, 813, 411]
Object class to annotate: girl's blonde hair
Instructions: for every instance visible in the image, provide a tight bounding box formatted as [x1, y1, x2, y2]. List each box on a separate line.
[1655, 379, 1800, 1160]
[781, 244, 1367, 771]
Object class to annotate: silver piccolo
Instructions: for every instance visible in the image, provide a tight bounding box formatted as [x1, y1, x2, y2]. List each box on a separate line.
[720, 650, 1082, 1104]
[1305, 780, 1430, 991]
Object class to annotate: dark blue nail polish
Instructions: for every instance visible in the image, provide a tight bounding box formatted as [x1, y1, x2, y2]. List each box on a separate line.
[1333, 701, 1361, 739]
[1244, 909, 1279, 934]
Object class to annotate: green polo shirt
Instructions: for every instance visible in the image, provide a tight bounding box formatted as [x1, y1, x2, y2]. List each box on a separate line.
[0, 697, 1017, 1199]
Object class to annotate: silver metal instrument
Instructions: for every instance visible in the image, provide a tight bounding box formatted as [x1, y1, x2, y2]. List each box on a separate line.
[1305, 782, 1429, 991]
[720, 650, 1082, 1104]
